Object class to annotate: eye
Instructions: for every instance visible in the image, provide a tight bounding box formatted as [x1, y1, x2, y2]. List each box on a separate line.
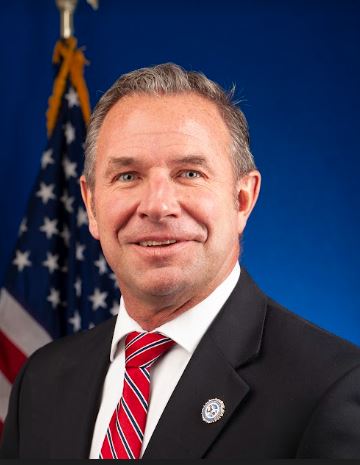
[180, 170, 201, 179]
[116, 172, 137, 182]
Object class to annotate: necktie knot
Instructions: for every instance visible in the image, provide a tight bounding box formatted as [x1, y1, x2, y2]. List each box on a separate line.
[125, 331, 174, 369]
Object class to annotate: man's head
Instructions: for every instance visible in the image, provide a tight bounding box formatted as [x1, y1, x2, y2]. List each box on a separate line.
[80, 63, 260, 328]
[84, 63, 256, 192]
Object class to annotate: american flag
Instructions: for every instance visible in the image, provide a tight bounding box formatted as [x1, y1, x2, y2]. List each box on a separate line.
[0, 38, 119, 436]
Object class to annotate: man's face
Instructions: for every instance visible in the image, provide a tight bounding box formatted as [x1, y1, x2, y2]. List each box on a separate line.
[81, 93, 260, 312]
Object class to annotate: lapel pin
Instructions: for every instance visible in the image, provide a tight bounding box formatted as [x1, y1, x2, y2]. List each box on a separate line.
[201, 398, 225, 424]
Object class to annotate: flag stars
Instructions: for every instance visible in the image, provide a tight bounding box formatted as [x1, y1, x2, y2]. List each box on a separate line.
[13, 250, 31, 271]
[69, 311, 81, 332]
[62, 156, 78, 179]
[89, 288, 108, 311]
[41, 149, 54, 169]
[36, 182, 56, 204]
[109, 272, 119, 289]
[18, 218, 27, 236]
[110, 300, 119, 316]
[74, 277, 82, 297]
[76, 242, 86, 261]
[40, 217, 58, 239]
[60, 225, 71, 246]
[95, 255, 108, 275]
[77, 207, 88, 227]
[64, 122, 75, 145]
[65, 87, 79, 108]
[42, 252, 59, 274]
[47, 287, 61, 309]
[61, 190, 75, 213]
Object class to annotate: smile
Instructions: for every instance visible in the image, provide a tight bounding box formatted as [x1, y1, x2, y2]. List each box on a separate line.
[139, 240, 177, 247]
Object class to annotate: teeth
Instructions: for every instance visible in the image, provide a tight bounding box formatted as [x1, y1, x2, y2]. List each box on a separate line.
[139, 240, 177, 247]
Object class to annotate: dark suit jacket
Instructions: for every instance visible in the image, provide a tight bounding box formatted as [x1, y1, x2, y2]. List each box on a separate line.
[1, 269, 360, 459]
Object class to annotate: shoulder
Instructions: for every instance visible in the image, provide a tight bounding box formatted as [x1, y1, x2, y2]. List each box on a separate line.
[266, 296, 360, 360]
[239, 268, 360, 377]
[24, 315, 117, 373]
[260, 292, 360, 393]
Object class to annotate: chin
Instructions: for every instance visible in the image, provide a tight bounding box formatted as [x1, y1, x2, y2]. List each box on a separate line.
[139, 270, 190, 298]
[145, 280, 184, 297]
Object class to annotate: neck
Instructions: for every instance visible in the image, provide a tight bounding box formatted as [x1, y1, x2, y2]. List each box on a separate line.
[121, 291, 204, 331]
[119, 260, 239, 331]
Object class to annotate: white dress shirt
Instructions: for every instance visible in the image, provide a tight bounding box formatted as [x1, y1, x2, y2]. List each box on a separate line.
[89, 263, 240, 458]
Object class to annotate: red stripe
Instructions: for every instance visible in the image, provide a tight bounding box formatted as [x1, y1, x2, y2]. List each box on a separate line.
[0, 330, 28, 383]
[0, 420, 3, 437]
[101, 435, 113, 459]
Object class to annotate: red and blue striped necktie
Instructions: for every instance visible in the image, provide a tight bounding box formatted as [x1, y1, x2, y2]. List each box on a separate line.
[100, 331, 175, 459]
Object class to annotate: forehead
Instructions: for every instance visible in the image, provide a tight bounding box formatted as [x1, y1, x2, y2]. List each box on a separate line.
[96, 93, 232, 159]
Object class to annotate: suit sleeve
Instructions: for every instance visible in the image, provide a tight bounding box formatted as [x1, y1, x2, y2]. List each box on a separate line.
[296, 364, 360, 458]
[0, 361, 28, 458]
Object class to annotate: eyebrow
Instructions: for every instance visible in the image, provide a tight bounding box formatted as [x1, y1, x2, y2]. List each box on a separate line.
[104, 157, 136, 177]
[104, 154, 212, 177]
[173, 155, 210, 168]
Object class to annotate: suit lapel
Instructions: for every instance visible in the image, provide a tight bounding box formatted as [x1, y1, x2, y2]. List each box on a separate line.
[49, 317, 116, 458]
[144, 269, 267, 459]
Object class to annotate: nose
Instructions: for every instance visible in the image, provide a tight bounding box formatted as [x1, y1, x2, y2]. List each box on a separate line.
[137, 172, 181, 222]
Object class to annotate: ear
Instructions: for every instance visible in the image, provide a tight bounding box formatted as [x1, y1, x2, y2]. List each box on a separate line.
[236, 170, 261, 234]
[80, 175, 100, 240]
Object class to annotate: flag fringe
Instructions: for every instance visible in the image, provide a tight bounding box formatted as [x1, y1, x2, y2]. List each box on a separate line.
[46, 36, 91, 136]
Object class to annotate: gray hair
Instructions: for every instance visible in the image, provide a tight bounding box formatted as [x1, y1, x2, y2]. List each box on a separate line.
[84, 63, 256, 190]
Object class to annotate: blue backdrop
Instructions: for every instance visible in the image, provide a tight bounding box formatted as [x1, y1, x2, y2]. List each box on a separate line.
[1, 0, 359, 345]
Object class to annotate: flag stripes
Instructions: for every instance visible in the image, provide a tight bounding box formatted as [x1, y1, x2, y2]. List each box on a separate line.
[0, 372, 12, 422]
[0, 330, 27, 383]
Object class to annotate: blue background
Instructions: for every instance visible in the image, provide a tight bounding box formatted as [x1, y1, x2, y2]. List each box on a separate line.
[0, 0, 359, 345]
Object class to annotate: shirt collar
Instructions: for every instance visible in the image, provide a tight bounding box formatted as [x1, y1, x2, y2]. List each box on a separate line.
[110, 262, 240, 361]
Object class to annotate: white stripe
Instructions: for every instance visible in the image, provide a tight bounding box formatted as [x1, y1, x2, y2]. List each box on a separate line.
[121, 398, 144, 441]
[139, 366, 150, 383]
[0, 371, 12, 422]
[0, 288, 52, 355]
[125, 372, 148, 412]
[107, 429, 118, 459]
[140, 355, 159, 369]
[126, 338, 171, 364]
[116, 417, 134, 459]
[125, 332, 145, 350]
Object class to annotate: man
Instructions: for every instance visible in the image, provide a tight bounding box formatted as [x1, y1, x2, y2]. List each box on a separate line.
[1, 63, 360, 459]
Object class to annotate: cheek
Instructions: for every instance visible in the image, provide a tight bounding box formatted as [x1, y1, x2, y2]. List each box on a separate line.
[183, 189, 234, 238]
[183, 191, 216, 225]
[189, 186, 236, 219]
[95, 193, 136, 238]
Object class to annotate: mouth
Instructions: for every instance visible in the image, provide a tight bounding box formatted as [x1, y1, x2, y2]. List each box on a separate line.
[131, 239, 192, 257]
[138, 239, 177, 247]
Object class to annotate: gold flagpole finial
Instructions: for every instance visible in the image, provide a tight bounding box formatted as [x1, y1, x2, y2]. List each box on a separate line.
[55, 0, 78, 39]
[55, 0, 99, 39]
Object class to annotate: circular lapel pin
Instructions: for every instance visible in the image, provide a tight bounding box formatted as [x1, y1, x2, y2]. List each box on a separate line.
[201, 398, 225, 424]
